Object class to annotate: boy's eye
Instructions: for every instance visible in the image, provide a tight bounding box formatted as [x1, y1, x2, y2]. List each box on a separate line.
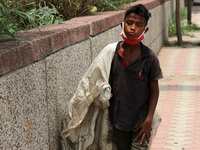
[136, 23, 142, 27]
[126, 21, 143, 27]
[126, 22, 132, 25]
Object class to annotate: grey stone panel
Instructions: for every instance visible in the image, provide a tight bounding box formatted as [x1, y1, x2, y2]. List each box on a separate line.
[144, 1, 172, 53]
[46, 39, 91, 150]
[91, 25, 122, 61]
[0, 61, 48, 150]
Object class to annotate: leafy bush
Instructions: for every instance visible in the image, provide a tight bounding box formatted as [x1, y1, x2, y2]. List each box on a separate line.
[169, 7, 199, 37]
[0, 0, 36, 42]
[30, 0, 137, 20]
[26, 3, 63, 28]
[44, 0, 102, 20]
[0, 0, 138, 42]
[96, 0, 137, 11]
[0, 0, 63, 42]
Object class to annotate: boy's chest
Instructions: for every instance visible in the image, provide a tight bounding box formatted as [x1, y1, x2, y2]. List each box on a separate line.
[112, 54, 149, 80]
[119, 49, 142, 68]
[123, 52, 141, 67]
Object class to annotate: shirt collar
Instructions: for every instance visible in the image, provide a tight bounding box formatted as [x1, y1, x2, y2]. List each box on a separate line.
[117, 42, 150, 58]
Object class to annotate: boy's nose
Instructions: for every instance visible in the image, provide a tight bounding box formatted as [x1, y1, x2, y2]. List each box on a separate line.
[130, 24, 136, 30]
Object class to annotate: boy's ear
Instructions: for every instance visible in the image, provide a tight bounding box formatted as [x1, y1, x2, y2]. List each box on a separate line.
[144, 27, 149, 33]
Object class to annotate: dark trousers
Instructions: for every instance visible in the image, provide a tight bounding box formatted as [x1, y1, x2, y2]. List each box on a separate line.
[113, 127, 149, 150]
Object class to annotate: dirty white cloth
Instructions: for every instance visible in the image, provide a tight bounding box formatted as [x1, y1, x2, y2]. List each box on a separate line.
[61, 42, 161, 150]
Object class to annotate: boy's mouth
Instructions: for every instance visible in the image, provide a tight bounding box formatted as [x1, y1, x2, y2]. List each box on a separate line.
[127, 32, 137, 37]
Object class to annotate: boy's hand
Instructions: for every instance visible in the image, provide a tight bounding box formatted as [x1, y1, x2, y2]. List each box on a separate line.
[134, 117, 152, 144]
[134, 80, 159, 144]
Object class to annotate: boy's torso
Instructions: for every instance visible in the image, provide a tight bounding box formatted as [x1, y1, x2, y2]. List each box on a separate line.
[109, 42, 160, 131]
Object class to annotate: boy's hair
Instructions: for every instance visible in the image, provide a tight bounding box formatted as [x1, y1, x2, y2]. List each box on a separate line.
[124, 4, 151, 26]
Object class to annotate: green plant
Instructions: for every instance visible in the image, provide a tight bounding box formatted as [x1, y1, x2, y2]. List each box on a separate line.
[0, 0, 139, 42]
[47, 0, 103, 20]
[26, 3, 63, 28]
[96, 0, 137, 11]
[0, 0, 63, 42]
[169, 7, 200, 37]
[0, 0, 35, 42]
[46, 0, 137, 20]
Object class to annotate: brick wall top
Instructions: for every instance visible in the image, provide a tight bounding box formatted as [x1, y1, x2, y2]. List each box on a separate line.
[0, 0, 170, 76]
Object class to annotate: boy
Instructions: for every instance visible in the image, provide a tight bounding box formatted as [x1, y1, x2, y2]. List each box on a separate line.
[109, 4, 163, 150]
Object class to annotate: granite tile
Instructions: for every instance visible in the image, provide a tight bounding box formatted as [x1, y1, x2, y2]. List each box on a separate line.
[0, 60, 48, 150]
[46, 39, 91, 150]
[91, 24, 122, 61]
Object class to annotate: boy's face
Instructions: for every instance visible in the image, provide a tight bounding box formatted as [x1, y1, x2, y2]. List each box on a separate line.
[124, 13, 146, 38]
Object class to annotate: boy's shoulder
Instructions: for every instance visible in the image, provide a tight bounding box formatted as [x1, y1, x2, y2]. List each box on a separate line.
[142, 43, 158, 58]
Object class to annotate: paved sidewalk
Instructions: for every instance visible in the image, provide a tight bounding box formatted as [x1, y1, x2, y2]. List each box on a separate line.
[151, 6, 200, 150]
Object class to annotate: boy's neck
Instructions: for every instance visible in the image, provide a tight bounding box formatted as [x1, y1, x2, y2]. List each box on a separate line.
[121, 42, 142, 52]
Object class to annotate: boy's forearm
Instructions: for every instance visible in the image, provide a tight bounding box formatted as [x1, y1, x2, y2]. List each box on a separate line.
[146, 80, 159, 121]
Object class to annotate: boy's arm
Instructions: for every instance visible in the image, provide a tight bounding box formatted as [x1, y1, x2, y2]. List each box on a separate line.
[134, 80, 159, 144]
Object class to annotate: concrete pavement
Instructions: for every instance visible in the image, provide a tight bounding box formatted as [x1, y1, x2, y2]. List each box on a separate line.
[151, 6, 200, 150]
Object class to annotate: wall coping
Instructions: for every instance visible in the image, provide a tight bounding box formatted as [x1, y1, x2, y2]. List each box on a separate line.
[0, 0, 170, 76]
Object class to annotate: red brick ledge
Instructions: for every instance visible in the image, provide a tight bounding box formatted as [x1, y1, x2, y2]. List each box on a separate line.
[0, 0, 169, 76]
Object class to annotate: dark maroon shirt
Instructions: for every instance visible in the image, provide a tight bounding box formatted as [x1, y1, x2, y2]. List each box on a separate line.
[109, 42, 163, 131]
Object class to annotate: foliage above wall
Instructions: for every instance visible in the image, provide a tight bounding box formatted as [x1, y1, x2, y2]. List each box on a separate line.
[0, 0, 137, 42]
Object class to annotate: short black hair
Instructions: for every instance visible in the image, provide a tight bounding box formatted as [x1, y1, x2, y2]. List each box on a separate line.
[124, 4, 151, 26]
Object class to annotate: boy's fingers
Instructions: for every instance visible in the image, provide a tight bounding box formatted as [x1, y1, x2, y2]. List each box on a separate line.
[134, 130, 142, 141]
[140, 133, 146, 144]
[146, 133, 150, 143]
[133, 124, 141, 132]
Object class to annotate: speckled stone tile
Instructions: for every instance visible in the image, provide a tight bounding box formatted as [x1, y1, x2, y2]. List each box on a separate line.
[46, 39, 92, 150]
[143, 1, 173, 54]
[0, 60, 48, 150]
[91, 25, 122, 61]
